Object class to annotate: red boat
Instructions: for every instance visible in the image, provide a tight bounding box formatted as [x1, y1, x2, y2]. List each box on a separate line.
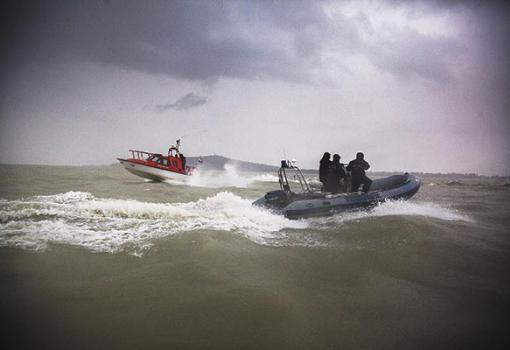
[117, 143, 200, 181]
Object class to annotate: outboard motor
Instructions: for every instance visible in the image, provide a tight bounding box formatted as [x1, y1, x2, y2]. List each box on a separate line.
[264, 190, 289, 209]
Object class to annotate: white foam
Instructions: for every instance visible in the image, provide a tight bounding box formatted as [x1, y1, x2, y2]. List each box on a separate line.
[251, 173, 280, 182]
[187, 163, 261, 188]
[0, 191, 475, 255]
[312, 199, 475, 226]
[370, 200, 474, 222]
[162, 165, 279, 188]
[0, 191, 307, 255]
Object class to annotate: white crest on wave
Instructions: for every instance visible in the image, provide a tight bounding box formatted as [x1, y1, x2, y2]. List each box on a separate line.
[0, 191, 307, 255]
[310, 199, 474, 227]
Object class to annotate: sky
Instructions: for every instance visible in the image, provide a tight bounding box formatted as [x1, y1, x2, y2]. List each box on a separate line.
[1, 0, 509, 176]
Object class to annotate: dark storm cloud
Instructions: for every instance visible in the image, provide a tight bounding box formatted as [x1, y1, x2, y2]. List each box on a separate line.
[155, 92, 207, 112]
[365, 27, 464, 85]
[1, 0, 471, 87]
[1, 0, 330, 84]
[1, 0, 509, 174]
[1, 0, 509, 90]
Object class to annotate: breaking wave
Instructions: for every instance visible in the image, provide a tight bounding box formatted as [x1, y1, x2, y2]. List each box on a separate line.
[310, 199, 474, 228]
[184, 164, 278, 188]
[0, 191, 306, 255]
[1, 191, 474, 255]
[251, 173, 280, 182]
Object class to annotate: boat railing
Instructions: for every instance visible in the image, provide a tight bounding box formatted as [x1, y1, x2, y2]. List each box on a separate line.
[128, 150, 156, 160]
[293, 166, 312, 193]
[279, 164, 312, 195]
[168, 146, 180, 157]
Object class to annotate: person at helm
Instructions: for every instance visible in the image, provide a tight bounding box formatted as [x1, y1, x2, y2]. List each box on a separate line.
[346, 152, 372, 193]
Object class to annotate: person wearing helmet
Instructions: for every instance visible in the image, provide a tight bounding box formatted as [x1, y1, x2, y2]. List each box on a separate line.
[346, 152, 372, 193]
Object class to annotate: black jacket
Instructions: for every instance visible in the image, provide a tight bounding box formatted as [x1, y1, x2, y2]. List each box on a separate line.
[346, 158, 370, 176]
[319, 157, 331, 184]
[331, 161, 348, 181]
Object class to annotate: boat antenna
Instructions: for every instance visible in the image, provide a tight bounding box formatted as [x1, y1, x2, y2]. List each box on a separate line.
[177, 129, 209, 141]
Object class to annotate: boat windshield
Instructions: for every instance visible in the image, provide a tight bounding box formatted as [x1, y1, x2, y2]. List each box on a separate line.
[279, 166, 311, 194]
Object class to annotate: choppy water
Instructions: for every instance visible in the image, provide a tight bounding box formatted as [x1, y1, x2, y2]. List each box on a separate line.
[1, 164, 509, 349]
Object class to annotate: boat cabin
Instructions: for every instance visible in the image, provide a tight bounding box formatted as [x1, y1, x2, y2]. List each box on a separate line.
[126, 148, 194, 175]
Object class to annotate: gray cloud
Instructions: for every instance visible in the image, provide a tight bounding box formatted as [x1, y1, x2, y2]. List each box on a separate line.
[1, 0, 329, 84]
[366, 28, 464, 85]
[1, 0, 480, 88]
[155, 92, 208, 112]
[1, 0, 509, 175]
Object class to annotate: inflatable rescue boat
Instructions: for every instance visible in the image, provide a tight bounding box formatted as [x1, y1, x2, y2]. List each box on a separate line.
[253, 160, 421, 219]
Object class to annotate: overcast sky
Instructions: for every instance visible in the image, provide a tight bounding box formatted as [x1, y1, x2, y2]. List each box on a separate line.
[1, 0, 509, 176]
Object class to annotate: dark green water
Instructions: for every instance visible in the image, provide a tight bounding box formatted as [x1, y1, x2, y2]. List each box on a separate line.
[1, 165, 509, 349]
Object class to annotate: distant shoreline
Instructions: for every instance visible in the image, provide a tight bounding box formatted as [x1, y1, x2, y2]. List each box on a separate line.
[1, 155, 508, 179]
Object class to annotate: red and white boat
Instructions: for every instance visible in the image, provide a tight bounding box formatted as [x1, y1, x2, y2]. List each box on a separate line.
[117, 142, 200, 181]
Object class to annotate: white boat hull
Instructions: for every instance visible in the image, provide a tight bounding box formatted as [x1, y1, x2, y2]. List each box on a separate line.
[118, 159, 192, 181]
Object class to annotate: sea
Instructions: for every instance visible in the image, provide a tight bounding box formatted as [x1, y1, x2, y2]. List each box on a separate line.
[1, 164, 509, 349]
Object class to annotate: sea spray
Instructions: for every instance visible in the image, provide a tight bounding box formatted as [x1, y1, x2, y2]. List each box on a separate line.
[251, 173, 280, 183]
[0, 191, 306, 254]
[1, 189, 476, 255]
[186, 163, 271, 188]
[308, 198, 475, 229]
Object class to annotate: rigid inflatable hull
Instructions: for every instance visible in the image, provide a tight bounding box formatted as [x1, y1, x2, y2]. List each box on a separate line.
[254, 174, 421, 219]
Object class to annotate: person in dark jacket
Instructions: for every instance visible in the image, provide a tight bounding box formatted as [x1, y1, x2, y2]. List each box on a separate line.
[329, 154, 348, 194]
[346, 152, 372, 193]
[180, 153, 186, 173]
[319, 152, 331, 192]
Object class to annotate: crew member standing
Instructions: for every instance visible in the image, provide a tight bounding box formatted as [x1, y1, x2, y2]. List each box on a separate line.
[319, 152, 332, 192]
[346, 152, 372, 193]
[180, 153, 186, 173]
[329, 154, 348, 194]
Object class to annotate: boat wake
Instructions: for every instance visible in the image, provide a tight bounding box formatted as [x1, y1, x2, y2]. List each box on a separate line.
[0, 191, 474, 255]
[170, 163, 279, 188]
[310, 199, 475, 228]
[0, 191, 305, 255]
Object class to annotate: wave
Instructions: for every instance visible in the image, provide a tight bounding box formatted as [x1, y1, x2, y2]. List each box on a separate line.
[309, 199, 474, 230]
[445, 180, 464, 186]
[0, 191, 306, 255]
[0, 192, 474, 255]
[182, 164, 278, 188]
[251, 173, 280, 182]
